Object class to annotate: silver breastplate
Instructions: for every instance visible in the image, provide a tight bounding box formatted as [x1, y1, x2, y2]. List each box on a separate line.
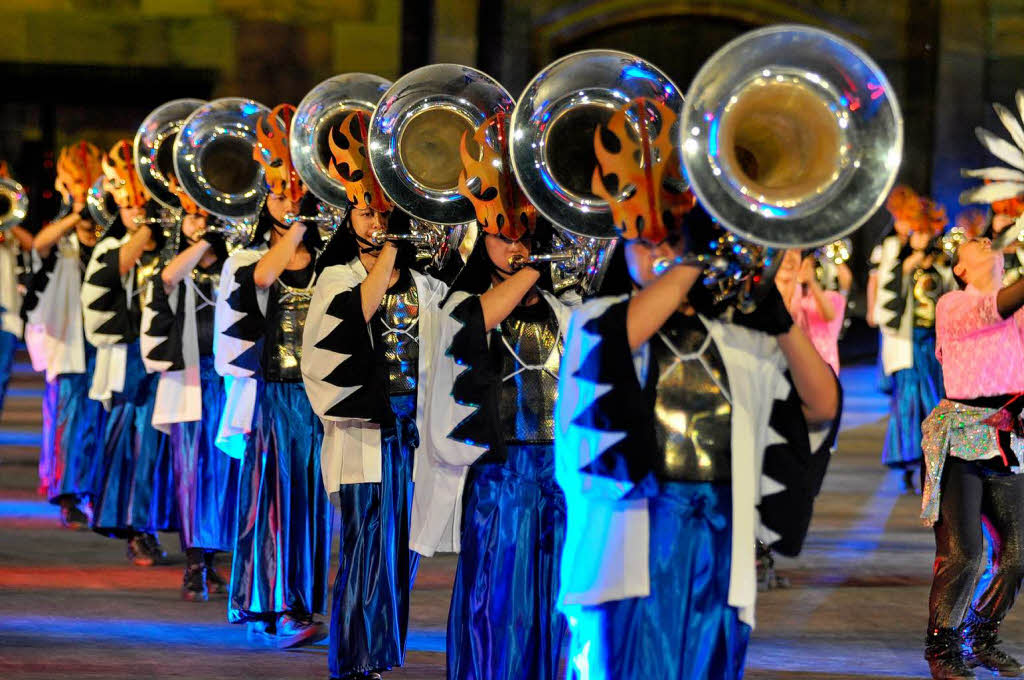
[129, 250, 162, 329]
[650, 316, 732, 482]
[497, 303, 561, 444]
[263, 280, 311, 382]
[374, 276, 420, 395]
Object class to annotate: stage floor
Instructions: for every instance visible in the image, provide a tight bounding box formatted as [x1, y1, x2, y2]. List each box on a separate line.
[0, 360, 1012, 679]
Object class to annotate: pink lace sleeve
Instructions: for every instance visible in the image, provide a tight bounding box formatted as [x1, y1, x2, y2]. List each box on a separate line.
[936, 291, 1000, 344]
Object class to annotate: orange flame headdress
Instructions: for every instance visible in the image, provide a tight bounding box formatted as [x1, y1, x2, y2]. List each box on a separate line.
[168, 175, 206, 216]
[591, 98, 695, 243]
[102, 140, 148, 209]
[327, 110, 392, 212]
[457, 114, 535, 241]
[992, 192, 1024, 219]
[56, 141, 103, 205]
[922, 198, 948, 236]
[254, 104, 306, 203]
[0, 161, 9, 180]
[886, 186, 948, 236]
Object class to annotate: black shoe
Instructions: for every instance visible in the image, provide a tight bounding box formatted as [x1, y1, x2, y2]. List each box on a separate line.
[59, 500, 90, 531]
[138, 533, 171, 566]
[182, 549, 208, 602]
[126, 535, 154, 567]
[902, 467, 918, 495]
[274, 613, 327, 649]
[204, 552, 228, 596]
[926, 627, 976, 679]
[963, 610, 1023, 676]
[756, 541, 789, 591]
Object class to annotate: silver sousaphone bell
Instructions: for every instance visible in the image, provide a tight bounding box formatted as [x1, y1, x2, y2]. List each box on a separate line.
[288, 73, 394, 236]
[0, 177, 28, 232]
[87, 176, 118, 232]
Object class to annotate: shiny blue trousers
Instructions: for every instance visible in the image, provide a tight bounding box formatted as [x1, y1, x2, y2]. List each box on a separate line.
[329, 394, 420, 679]
[882, 327, 944, 468]
[37, 376, 58, 497]
[229, 381, 332, 623]
[51, 347, 106, 504]
[566, 482, 750, 680]
[0, 329, 14, 416]
[92, 343, 176, 536]
[448, 444, 567, 680]
[170, 357, 239, 552]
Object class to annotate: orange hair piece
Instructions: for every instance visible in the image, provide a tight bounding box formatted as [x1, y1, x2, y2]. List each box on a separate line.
[102, 140, 148, 209]
[327, 110, 392, 212]
[591, 98, 695, 243]
[457, 114, 535, 241]
[56, 141, 103, 205]
[253, 104, 306, 204]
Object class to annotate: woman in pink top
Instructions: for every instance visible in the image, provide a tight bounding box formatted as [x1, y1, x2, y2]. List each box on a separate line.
[920, 236, 1024, 679]
[779, 252, 846, 376]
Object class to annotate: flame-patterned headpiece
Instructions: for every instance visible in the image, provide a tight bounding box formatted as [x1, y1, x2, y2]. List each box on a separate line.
[169, 175, 207, 216]
[457, 114, 535, 241]
[885, 185, 947, 236]
[56, 141, 103, 205]
[102, 140, 148, 209]
[327, 110, 392, 213]
[591, 98, 695, 243]
[0, 161, 9, 180]
[254, 104, 306, 203]
[922, 198, 948, 236]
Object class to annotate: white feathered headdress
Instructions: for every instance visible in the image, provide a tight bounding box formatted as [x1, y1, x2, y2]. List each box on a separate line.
[960, 92, 1024, 207]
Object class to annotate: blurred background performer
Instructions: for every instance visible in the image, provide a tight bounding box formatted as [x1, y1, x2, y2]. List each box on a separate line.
[140, 146, 240, 603]
[301, 109, 448, 680]
[27, 142, 106, 529]
[221, 104, 332, 649]
[553, 91, 841, 678]
[0, 162, 31, 419]
[420, 114, 578, 680]
[920, 237, 1024, 678]
[80, 140, 177, 565]
[868, 187, 951, 493]
[776, 248, 847, 376]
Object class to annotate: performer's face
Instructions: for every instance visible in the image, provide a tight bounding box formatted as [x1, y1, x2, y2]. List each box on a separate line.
[955, 238, 1002, 287]
[120, 206, 145, 233]
[623, 235, 685, 288]
[484, 232, 531, 277]
[774, 249, 802, 287]
[349, 206, 391, 244]
[266, 193, 298, 226]
[893, 218, 912, 240]
[74, 218, 97, 246]
[181, 214, 207, 242]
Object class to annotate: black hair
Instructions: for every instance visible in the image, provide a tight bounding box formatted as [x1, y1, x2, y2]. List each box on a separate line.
[442, 218, 557, 306]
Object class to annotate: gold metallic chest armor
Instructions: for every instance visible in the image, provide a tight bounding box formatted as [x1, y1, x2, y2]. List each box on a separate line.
[372, 273, 420, 396]
[129, 250, 162, 331]
[263, 277, 312, 382]
[912, 267, 942, 328]
[649, 315, 732, 482]
[497, 301, 561, 444]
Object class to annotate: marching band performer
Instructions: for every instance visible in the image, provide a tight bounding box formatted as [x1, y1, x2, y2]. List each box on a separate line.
[80, 140, 177, 564]
[0, 161, 31, 419]
[554, 99, 841, 680]
[301, 111, 448, 680]
[218, 105, 332, 648]
[141, 180, 239, 602]
[777, 249, 847, 376]
[921, 236, 1024, 678]
[27, 142, 107, 529]
[868, 187, 951, 492]
[418, 118, 578, 680]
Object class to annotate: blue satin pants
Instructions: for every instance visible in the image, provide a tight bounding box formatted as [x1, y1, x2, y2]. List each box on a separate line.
[447, 444, 567, 680]
[170, 356, 239, 552]
[92, 343, 177, 536]
[229, 380, 332, 623]
[51, 347, 105, 504]
[882, 327, 944, 468]
[329, 394, 420, 678]
[37, 376, 58, 497]
[565, 482, 749, 680]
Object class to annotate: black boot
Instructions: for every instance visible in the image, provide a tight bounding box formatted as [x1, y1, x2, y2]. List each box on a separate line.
[57, 496, 89, 530]
[204, 551, 228, 597]
[925, 627, 976, 679]
[902, 467, 917, 495]
[963, 609, 1023, 676]
[139, 533, 171, 565]
[756, 540, 789, 591]
[182, 548, 208, 602]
